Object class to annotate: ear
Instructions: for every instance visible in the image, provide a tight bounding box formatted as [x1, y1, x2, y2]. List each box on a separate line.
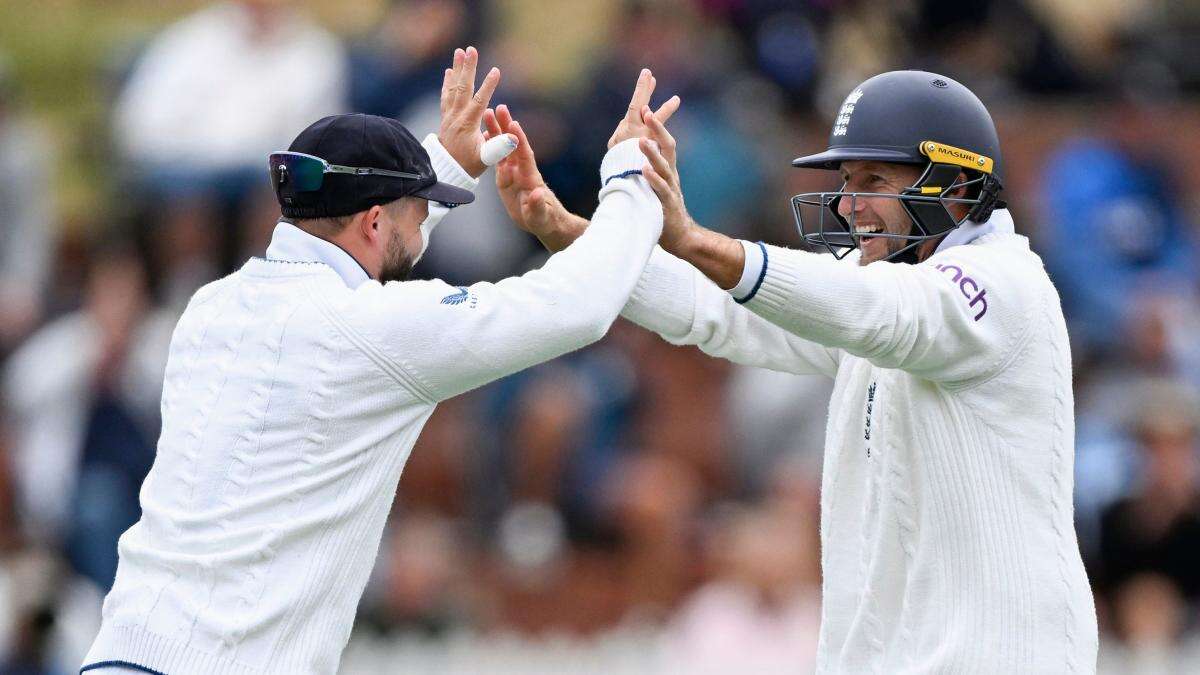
[358, 205, 385, 242]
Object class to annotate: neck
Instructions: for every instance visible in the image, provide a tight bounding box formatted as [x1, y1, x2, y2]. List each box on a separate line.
[285, 220, 377, 280]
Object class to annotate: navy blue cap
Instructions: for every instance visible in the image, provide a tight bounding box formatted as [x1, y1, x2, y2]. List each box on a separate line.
[275, 113, 474, 218]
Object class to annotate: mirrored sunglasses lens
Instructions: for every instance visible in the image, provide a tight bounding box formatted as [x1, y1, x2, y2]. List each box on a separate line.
[270, 154, 325, 192]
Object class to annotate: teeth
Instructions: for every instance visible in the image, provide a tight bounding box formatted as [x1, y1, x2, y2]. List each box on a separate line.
[855, 225, 883, 234]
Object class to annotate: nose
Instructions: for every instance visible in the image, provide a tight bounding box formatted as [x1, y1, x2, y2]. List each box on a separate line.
[837, 192, 858, 218]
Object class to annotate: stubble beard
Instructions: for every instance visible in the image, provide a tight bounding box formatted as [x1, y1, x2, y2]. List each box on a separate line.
[377, 228, 415, 283]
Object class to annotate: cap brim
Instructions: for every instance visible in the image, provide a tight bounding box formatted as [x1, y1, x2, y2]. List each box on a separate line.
[412, 181, 475, 206]
[792, 146, 922, 170]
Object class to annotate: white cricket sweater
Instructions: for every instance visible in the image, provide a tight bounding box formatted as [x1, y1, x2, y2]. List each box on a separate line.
[81, 138, 662, 675]
[621, 211, 1099, 673]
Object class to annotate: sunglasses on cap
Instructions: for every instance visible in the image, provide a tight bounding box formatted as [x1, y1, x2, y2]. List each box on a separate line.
[268, 151, 424, 192]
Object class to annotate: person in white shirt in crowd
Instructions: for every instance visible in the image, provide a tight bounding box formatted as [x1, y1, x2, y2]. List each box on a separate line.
[81, 47, 678, 675]
[113, 0, 346, 186]
[490, 70, 1099, 672]
[5, 247, 173, 557]
[0, 54, 54, 352]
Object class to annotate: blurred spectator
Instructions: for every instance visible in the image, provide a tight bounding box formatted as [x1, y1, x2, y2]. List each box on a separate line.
[1038, 97, 1198, 359]
[357, 512, 473, 638]
[0, 550, 62, 675]
[568, 0, 765, 233]
[112, 0, 346, 204]
[661, 495, 821, 674]
[725, 365, 831, 495]
[140, 195, 223, 311]
[3, 244, 172, 588]
[0, 55, 54, 355]
[1092, 380, 1200, 632]
[348, 0, 476, 119]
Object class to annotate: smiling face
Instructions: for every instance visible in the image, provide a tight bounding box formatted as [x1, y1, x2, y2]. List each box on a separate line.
[836, 160, 923, 266]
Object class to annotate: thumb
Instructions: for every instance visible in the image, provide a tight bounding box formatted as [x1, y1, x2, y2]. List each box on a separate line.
[526, 187, 550, 219]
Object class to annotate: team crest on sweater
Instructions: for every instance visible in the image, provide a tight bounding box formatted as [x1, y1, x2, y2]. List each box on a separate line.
[440, 286, 477, 309]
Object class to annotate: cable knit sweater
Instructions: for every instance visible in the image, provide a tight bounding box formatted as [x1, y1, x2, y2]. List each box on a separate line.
[621, 211, 1098, 673]
[81, 138, 662, 675]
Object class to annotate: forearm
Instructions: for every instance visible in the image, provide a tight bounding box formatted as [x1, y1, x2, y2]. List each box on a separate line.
[666, 223, 746, 291]
[420, 140, 663, 400]
[621, 246, 840, 377]
[536, 211, 589, 252]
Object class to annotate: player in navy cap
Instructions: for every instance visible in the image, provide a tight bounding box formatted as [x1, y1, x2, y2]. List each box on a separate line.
[81, 48, 679, 675]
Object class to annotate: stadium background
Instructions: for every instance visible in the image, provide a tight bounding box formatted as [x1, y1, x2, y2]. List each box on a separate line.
[0, 0, 1198, 672]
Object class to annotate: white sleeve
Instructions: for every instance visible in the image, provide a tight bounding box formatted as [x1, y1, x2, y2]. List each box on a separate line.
[345, 139, 662, 402]
[419, 133, 480, 227]
[619, 245, 841, 378]
[741, 243, 1040, 386]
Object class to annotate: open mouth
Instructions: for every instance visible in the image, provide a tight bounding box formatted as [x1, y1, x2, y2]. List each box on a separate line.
[855, 224, 884, 243]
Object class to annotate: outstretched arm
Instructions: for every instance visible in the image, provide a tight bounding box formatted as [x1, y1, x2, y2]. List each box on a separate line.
[489, 102, 841, 377]
[635, 113, 1035, 385]
[351, 71, 668, 402]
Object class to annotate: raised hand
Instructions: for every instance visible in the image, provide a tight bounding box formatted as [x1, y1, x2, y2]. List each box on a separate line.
[639, 105, 695, 255]
[608, 69, 681, 149]
[438, 46, 510, 178]
[484, 104, 583, 250]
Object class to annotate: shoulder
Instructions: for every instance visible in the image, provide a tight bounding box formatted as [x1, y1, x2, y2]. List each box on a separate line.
[332, 277, 477, 332]
[922, 234, 1050, 309]
[185, 273, 239, 309]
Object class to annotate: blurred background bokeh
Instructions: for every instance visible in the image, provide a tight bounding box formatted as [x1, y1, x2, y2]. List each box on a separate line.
[0, 0, 1198, 672]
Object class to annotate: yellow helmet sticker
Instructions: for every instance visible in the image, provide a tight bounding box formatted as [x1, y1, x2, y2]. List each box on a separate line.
[919, 141, 994, 174]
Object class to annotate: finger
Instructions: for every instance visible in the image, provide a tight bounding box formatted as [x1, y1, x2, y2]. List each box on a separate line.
[440, 68, 454, 115]
[458, 46, 479, 109]
[448, 48, 466, 109]
[639, 137, 674, 183]
[526, 187, 550, 220]
[496, 104, 515, 131]
[484, 107, 503, 137]
[642, 107, 678, 167]
[480, 132, 518, 166]
[652, 95, 681, 124]
[470, 67, 501, 114]
[508, 120, 540, 176]
[496, 159, 513, 190]
[641, 163, 672, 202]
[626, 69, 655, 119]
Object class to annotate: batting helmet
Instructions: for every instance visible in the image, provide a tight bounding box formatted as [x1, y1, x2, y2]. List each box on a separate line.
[791, 71, 1006, 263]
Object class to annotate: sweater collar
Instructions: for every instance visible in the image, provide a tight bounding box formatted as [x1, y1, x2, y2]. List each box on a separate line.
[265, 221, 372, 289]
[935, 208, 1015, 254]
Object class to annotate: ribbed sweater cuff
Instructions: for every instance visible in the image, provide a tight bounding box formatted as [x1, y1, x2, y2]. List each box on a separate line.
[743, 243, 809, 321]
[83, 624, 261, 675]
[599, 138, 647, 190]
[420, 133, 479, 192]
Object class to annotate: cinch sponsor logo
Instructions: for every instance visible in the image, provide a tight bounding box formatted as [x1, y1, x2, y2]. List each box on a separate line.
[933, 262, 988, 321]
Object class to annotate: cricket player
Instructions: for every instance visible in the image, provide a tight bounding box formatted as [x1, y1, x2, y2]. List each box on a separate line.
[81, 48, 678, 674]
[489, 71, 1099, 672]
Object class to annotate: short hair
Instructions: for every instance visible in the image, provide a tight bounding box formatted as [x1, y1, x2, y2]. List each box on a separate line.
[285, 197, 418, 237]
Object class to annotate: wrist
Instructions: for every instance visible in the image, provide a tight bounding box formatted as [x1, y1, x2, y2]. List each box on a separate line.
[670, 222, 745, 291]
[662, 218, 701, 258]
[425, 133, 480, 190]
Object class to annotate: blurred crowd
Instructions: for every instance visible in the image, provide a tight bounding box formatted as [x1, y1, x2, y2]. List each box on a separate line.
[0, 0, 1199, 672]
